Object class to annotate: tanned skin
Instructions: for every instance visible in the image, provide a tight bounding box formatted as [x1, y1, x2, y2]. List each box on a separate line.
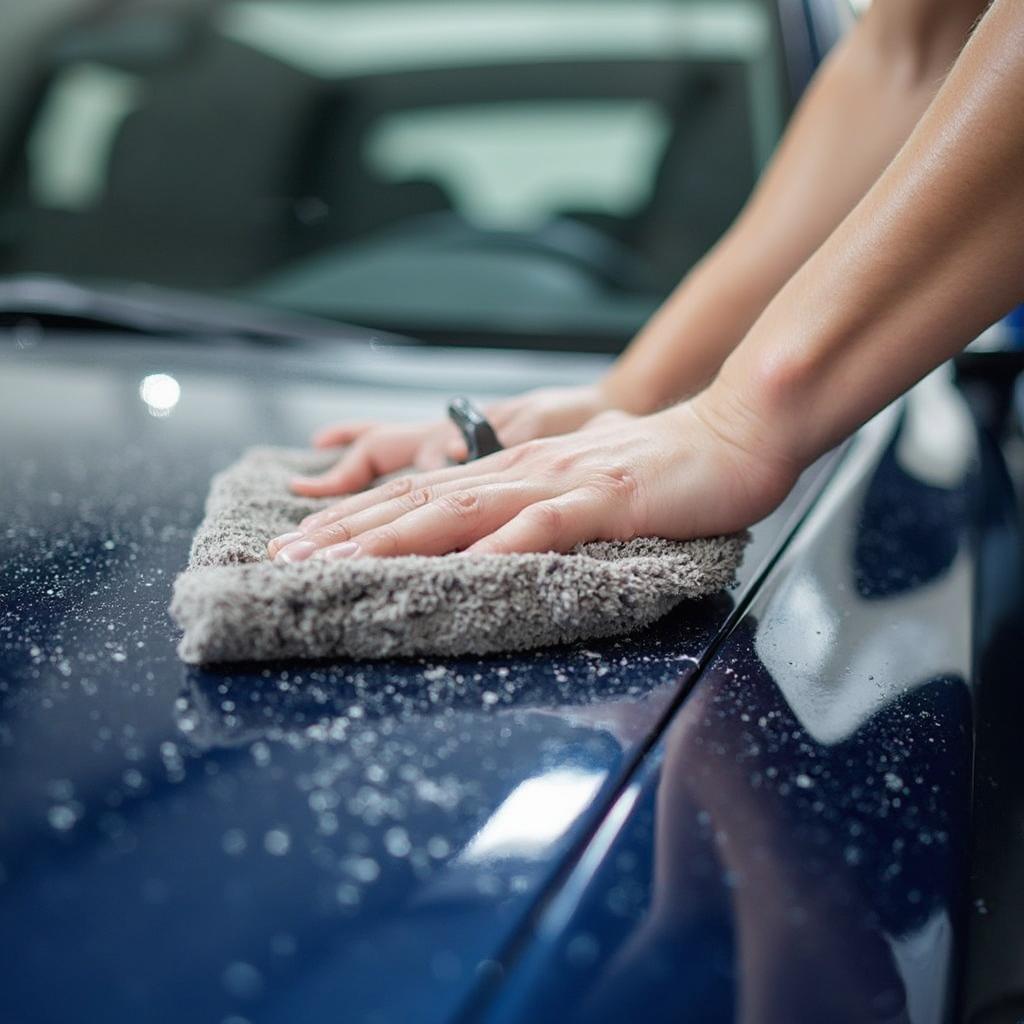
[269, 0, 1020, 564]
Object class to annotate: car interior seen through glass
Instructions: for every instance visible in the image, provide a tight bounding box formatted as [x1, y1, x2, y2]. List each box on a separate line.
[0, 0, 788, 350]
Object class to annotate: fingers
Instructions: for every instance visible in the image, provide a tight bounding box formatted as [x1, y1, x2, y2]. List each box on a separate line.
[296, 477, 522, 556]
[278, 483, 539, 562]
[296, 418, 477, 498]
[467, 489, 607, 555]
[297, 459, 503, 533]
[442, 436, 469, 462]
[290, 426, 424, 498]
[328, 484, 544, 558]
[275, 485, 612, 564]
[290, 449, 378, 498]
[268, 424, 646, 562]
[268, 461, 508, 559]
[494, 412, 538, 448]
[415, 422, 467, 470]
[298, 476, 424, 533]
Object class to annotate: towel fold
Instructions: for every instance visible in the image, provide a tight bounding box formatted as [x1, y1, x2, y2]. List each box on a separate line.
[170, 447, 747, 664]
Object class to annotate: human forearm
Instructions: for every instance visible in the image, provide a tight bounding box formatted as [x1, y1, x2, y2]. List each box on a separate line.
[603, 0, 988, 414]
[277, 5, 1024, 569]
[698, 0, 1024, 469]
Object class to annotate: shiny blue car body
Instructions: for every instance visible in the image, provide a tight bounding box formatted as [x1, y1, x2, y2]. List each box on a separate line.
[2, 3, 1018, 1022]
[1, 319, 1016, 1024]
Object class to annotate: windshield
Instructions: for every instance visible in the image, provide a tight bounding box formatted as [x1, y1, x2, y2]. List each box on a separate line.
[0, 0, 790, 350]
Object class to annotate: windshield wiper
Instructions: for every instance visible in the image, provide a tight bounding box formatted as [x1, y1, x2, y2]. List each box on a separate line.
[0, 275, 397, 347]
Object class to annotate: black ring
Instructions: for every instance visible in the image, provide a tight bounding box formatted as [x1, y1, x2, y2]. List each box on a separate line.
[447, 397, 503, 462]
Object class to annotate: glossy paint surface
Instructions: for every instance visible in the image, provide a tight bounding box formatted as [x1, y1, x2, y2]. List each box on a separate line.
[479, 376, 1003, 1024]
[0, 330, 817, 1024]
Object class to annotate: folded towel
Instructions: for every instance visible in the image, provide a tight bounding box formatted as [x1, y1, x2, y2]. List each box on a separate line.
[170, 447, 747, 664]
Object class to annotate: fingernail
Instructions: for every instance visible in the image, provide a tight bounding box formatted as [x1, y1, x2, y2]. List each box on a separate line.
[324, 541, 360, 560]
[271, 531, 304, 549]
[275, 540, 318, 564]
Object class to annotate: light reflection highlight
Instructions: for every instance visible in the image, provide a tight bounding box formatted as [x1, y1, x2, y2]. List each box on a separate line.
[459, 768, 605, 863]
[139, 373, 181, 417]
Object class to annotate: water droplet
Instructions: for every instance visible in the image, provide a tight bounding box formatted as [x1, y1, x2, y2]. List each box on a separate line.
[384, 827, 411, 858]
[222, 829, 247, 856]
[221, 961, 264, 1000]
[426, 836, 451, 859]
[335, 883, 360, 907]
[263, 829, 291, 856]
[344, 856, 380, 883]
[48, 804, 78, 831]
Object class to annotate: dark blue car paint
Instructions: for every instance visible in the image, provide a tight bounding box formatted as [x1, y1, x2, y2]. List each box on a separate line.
[0, 330, 1013, 1024]
[4, 4, 1009, 1019]
[478, 389, 1008, 1024]
[0, 331, 830, 1024]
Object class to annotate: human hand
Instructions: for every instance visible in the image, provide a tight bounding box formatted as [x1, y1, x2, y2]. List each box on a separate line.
[289, 385, 615, 498]
[268, 396, 801, 563]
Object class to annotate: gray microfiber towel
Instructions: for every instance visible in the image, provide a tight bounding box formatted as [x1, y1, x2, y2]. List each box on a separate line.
[170, 447, 747, 664]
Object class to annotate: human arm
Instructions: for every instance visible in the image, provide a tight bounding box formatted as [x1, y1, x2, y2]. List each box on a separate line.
[269, 0, 1024, 564]
[291, 0, 986, 498]
[697, 0, 1024, 473]
[602, 0, 991, 413]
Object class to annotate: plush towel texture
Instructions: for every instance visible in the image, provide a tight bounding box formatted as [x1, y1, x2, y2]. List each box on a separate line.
[170, 447, 747, 664]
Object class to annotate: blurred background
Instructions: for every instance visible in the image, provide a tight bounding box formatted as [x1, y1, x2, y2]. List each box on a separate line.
[0, 0, 809, 352]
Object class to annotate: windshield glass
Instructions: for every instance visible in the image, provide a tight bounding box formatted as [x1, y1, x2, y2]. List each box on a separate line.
[0, 0, 790, 350]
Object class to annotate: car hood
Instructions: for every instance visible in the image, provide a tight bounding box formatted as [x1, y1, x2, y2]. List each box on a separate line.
[0, 324, 802, 1024]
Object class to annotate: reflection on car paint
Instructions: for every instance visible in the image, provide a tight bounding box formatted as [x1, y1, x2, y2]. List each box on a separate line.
[0, 338, 761, 1024]
[480, 380, 984, 1024]
[0, 341, 1000, 1024]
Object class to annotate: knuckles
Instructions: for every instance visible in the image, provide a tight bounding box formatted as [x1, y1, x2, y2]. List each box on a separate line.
[523, 501, 564, 535]
[363, 523, 402, 554]
[582, 467, 644, 537]
[402, 486, 433, 510]
[591, 466, 640, 500]
[380, 475, 415, 501]
[314, 521, 352, 545]
[436, 491, 480, 520]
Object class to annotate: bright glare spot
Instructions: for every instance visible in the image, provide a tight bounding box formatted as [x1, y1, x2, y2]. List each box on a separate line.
[139, 373, 181, 417]
[459, 769, 605, 862]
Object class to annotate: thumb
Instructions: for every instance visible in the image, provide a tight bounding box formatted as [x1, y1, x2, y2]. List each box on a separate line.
[291, 446, 377, 497]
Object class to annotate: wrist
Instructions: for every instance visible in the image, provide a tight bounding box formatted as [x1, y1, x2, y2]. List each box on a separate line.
[597, 373, 654, 416]
[686, 357, 810, 487]
[651, 394, 802, 531]
[599, 369, 700, 416]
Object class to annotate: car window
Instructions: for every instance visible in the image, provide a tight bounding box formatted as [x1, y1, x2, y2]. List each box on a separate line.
[0, 0, 790, 350]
